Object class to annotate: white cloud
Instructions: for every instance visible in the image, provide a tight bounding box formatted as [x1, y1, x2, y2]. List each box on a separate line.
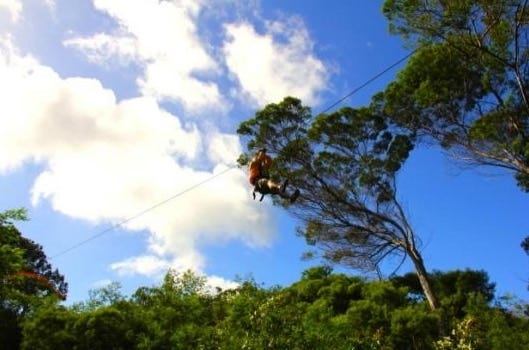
[0, 39, 200, 174]
[65, 1, 329, 112]
[223, 17, 328, 106]
[0, 0, 22, 22]
[207, 132, 242, 164]
[65, 0, 225, 113]
[64, 33, 138, 67]
[44, 0, 55, 10]
[111, 255, 172, 277]
[0, 35, 275, 278]
[205, 275, 239, 292]
[1, 1, 331, 281]
[111, 250, 207, 279]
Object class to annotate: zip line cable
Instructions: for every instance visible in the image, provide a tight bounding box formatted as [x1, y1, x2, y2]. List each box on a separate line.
[316, 50, 416, 115]
[51, 165, 237, 259]
[50, 50, 416, 259]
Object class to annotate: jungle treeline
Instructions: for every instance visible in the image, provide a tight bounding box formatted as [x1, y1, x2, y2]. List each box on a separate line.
[14, 267, 529, 350]
[2, 208, 529, 349]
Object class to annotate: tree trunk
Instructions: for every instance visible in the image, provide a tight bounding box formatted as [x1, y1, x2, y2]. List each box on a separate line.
[408, 245, 439, 311]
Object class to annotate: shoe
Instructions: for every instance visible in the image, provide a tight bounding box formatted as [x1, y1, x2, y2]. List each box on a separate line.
[290, 189, 300, 203]
[280, 179, 289, 193]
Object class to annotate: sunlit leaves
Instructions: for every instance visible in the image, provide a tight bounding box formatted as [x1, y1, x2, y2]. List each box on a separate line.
[382, 0, 529, 190]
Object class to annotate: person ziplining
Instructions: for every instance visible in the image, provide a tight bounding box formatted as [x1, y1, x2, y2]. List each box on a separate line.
[248, 148, 300, 203]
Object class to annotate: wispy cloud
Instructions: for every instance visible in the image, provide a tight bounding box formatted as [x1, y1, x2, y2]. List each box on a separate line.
[64, 33, 138, 67]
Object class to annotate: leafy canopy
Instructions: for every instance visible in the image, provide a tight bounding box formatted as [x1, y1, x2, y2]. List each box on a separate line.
[381, 0, 529, 190]
[238, 97, 442, 310]
[238, 97, 415, 270]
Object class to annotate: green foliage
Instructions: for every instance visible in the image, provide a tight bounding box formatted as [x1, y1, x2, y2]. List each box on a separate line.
[72, 282, 125, 312]
[390, 306, 440, 349]
[0, 244, 24, 289]
[237, 96, 312, 156]
[433, 317, 483, 350]
[16, 267, 529, 349]
[0, 209, 27, 283]
[434, 294, 529, 350]
[380, 0, 529, 305]
[21, 304, 77, 350]
[0, 209, 68, 307]
[236, 152, 250, 167]
[0, 208, 68, 350]
[238, 96, 442, 310]
[73, 307, 138, 350]
[129, 270, 220, 349]
[522, 236, 529, 255]
[381, 0, 529, 190]
[393, 269, 495, 302]
[0, 208, 28, 223]
[392, 268, 497, 334]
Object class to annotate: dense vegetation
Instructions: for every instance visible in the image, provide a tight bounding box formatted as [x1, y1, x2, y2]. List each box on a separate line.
[1, 210, 528, 349]
[0, 209, 67, 349]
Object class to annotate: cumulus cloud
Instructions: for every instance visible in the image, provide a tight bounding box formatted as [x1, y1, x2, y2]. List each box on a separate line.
[223, 16, 328, 106]
[65, 0, 328, 112]
[207, 132, 242, 164]
[1, 0, 331, 281]
[0, 35, 275, 278]
[0, 37, 199, 174]
[64, 0, 225, 113]
[0, 0, 22, 22]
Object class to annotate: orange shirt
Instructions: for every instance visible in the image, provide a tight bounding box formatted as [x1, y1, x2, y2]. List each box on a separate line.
[248, 154, 272, 185]
[248, 160, 261, 185]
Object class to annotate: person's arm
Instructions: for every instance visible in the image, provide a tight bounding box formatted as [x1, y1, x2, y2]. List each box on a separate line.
[263, 155, 272, 170]
[248, 157, 256, 171]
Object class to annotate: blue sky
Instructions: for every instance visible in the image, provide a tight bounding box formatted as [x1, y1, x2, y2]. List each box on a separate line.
[1, 0, 527, 303]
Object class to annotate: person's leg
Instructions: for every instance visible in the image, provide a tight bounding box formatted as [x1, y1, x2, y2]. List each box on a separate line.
[260, 179, 295, 201]
[266, 180, 292, 199]
[266, 180, 282, 194]
[250, 175, 259, 200]
[290, 189, 300, 203]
